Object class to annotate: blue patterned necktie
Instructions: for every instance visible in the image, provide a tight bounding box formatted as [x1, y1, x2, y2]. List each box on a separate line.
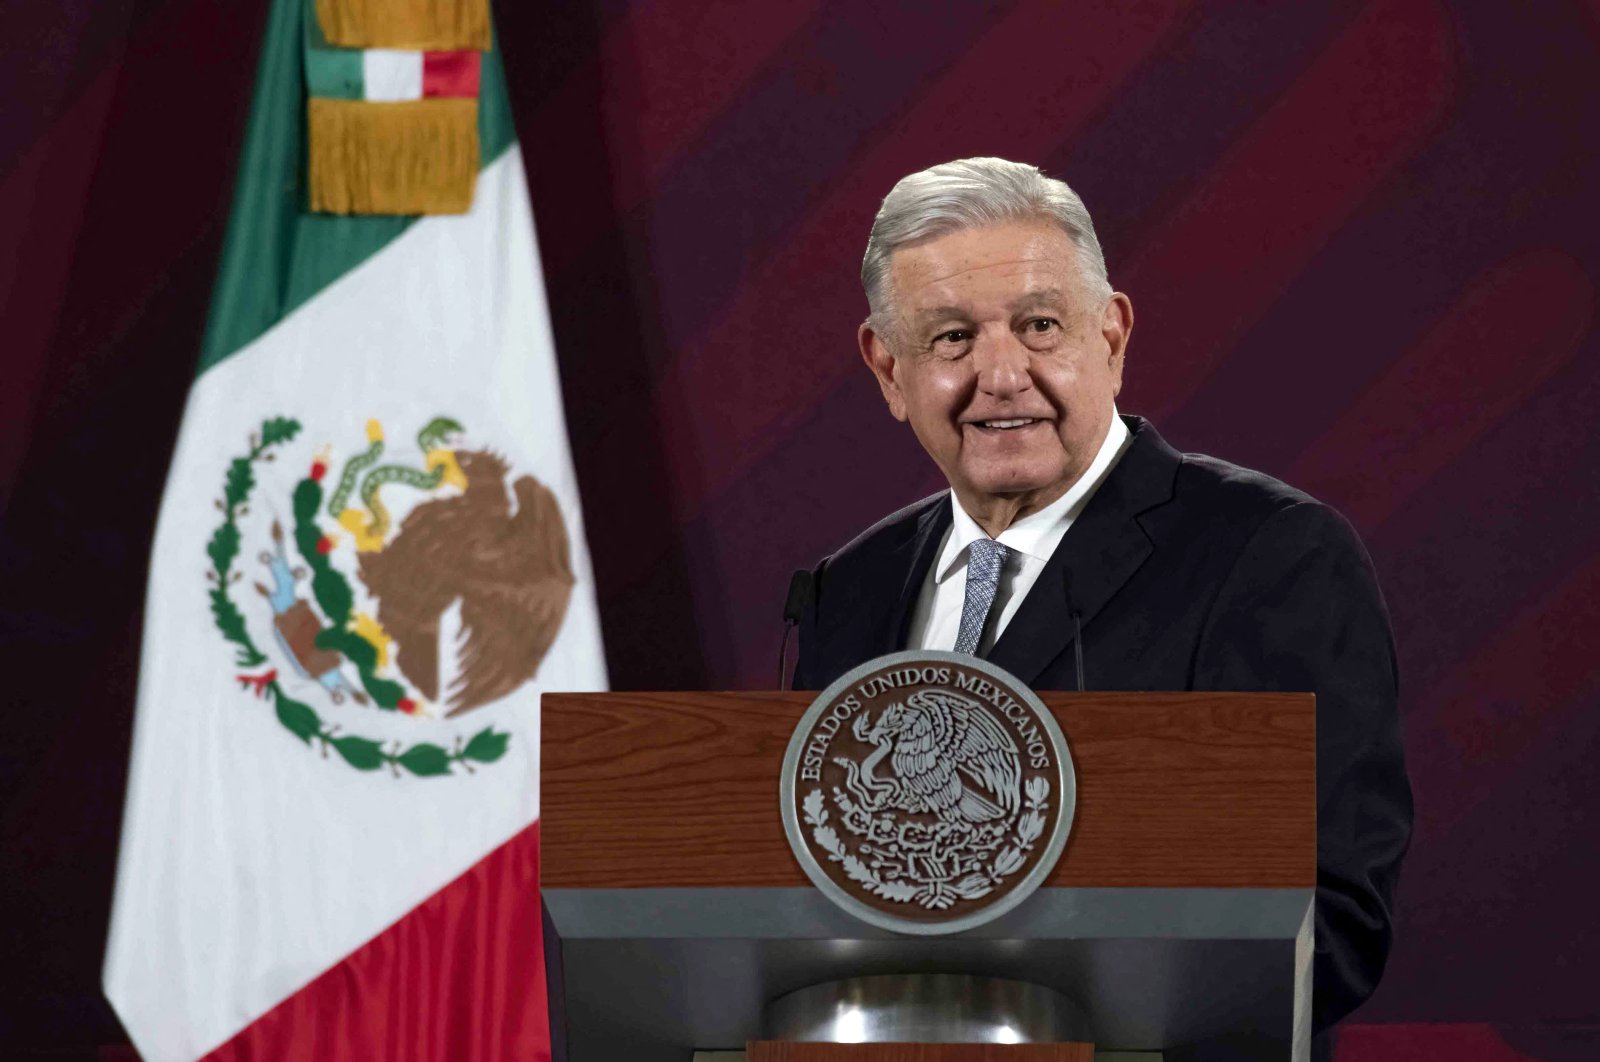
[953, 539, 1009, 656]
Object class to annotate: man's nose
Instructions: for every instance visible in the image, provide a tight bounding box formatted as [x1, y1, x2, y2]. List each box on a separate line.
[973, 330, 1032, 397]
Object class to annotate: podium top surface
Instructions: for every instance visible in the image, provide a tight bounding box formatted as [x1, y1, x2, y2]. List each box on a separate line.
[541, 690, 1314, 890]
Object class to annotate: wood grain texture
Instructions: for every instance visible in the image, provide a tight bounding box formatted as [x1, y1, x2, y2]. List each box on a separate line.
[746, 1043, 1094, 1061]
[541, 692, 1314, 888]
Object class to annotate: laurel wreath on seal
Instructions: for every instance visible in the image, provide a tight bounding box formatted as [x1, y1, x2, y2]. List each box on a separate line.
[205, 417, 511, 778]
[803, 775, 1051, 910]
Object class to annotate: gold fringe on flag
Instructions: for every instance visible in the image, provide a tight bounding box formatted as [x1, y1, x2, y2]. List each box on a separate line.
[315, 0, 490, 51]
[308, 98, 479, 216]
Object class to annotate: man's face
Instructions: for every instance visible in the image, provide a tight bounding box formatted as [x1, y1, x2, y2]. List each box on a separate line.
[860, 220, 1133, 527]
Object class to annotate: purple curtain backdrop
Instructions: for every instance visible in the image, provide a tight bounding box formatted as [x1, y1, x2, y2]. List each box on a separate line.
[2, 0, 1597, 1056]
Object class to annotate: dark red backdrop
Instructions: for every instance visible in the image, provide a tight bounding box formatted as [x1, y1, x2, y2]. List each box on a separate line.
[3, 0, 1598, 1056]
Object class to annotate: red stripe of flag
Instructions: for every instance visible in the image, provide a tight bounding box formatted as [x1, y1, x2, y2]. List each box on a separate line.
[423, 51, 481, 98]
[202, 822, 549, 1062]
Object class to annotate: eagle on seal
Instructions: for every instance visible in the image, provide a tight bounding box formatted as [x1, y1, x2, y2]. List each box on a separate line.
[357, 449, 573, 716]
[841, 688, 1022, 824]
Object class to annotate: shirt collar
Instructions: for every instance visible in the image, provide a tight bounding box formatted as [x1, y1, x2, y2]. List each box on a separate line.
[932, 409, 1132, 583]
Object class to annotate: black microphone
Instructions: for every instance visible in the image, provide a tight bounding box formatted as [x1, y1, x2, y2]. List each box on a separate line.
[1063, 567, 1086, 692]
[778, 569, 814, 690]
[1071, 609, 1086, 693]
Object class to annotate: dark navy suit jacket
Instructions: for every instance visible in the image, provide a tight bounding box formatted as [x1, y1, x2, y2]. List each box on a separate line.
[793, 415, 1413, 1033]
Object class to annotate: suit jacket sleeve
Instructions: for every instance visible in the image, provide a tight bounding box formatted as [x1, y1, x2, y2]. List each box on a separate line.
[1192, 501, 1413, 1031]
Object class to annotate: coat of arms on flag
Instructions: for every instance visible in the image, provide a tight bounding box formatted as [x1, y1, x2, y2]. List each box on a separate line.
[104, 0, 606, 1056]
[209, 414, 574, 777]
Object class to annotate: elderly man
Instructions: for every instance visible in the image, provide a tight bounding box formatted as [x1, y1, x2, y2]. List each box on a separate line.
[792, 157, 1412, 1044]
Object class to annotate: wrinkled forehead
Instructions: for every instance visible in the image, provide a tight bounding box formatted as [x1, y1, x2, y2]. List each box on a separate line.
[885, 221, 1094, 318]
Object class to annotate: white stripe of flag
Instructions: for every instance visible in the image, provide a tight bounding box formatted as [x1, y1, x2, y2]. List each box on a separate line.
[362, 49, 424, 101]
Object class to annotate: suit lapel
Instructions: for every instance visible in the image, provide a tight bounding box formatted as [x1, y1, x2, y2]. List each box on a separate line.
[877, 495, 951, 658]
[987, 417, 1180, 686]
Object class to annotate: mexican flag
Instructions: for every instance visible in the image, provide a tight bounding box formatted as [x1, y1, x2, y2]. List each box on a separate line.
[102, 0, 607, 1058]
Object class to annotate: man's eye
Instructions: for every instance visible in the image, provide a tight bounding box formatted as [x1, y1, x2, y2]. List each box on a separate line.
[1025, 317, 1059, 333]
[929, 330, 972, 354]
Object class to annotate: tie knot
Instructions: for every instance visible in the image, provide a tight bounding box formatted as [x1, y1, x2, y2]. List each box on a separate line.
[967, 538, 1008, 578]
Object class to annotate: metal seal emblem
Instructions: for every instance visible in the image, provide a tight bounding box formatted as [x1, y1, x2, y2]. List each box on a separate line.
[781, 650, 1075, 934]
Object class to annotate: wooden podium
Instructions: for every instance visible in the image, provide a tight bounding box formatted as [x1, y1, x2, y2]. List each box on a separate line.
[541, 691, 1315, 1061]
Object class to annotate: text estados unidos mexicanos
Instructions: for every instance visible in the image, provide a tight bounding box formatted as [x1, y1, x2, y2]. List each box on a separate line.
[798, 666, 1052, 781]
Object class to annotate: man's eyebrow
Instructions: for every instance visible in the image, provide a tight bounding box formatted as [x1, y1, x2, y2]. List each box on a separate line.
[1007, 287, 1070, 312]
[905, 289, 1074, 328]
[908, 305, 973, 325]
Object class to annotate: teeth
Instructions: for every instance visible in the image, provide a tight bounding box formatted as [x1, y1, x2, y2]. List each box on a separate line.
[981, 418, 1035, 429]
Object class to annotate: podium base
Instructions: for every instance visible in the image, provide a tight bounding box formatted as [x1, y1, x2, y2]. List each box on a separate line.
[747, 1046, 1094, 1061]
[762, 974, 1091, 1046]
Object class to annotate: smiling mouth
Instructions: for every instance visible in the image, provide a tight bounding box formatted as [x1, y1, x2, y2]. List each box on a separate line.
[969, 418, 1045, 431]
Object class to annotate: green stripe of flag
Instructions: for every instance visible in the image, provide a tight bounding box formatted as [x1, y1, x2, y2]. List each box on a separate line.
[303, 0, 364, 100]
[198, 0, 514, 378]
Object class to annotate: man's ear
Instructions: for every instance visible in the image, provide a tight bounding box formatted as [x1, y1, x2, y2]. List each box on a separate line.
[859, 319, 908, 421]
[1101, 291, 1133, 398]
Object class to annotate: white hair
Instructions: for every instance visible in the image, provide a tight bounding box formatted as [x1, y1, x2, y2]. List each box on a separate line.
[861, 157, 1111, 327]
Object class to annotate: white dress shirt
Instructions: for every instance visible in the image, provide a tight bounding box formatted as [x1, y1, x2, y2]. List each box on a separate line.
[907, 411, 1133, 654]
